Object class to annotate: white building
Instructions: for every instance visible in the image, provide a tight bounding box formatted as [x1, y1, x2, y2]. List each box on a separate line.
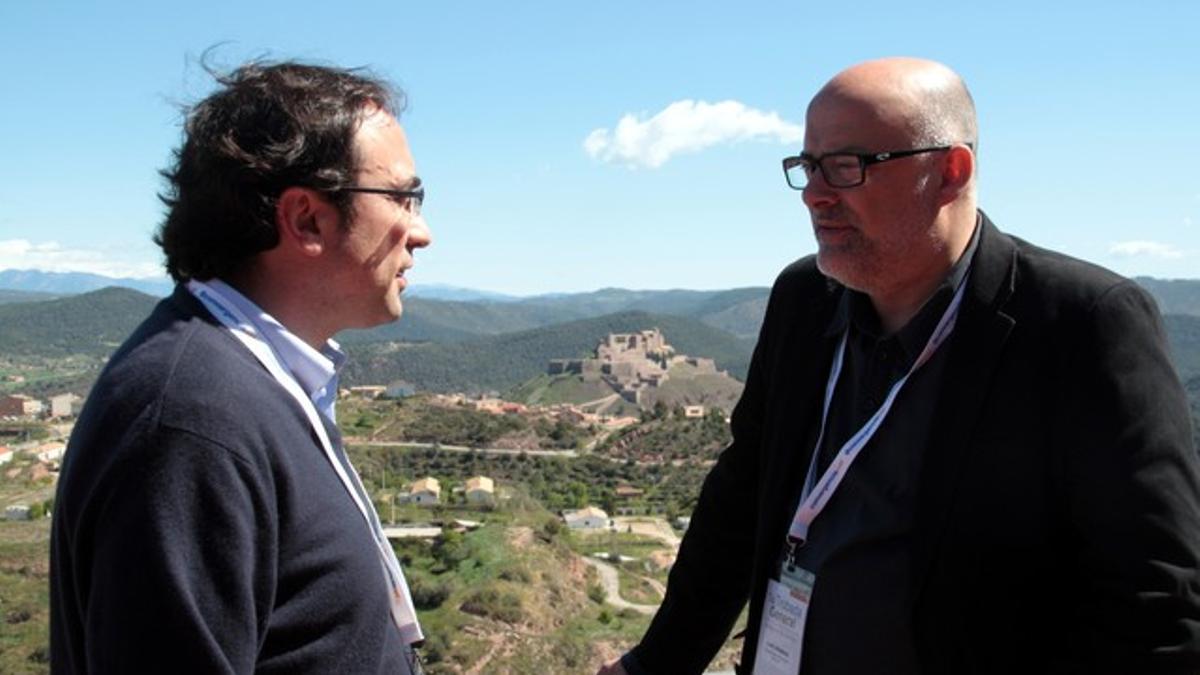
[5, 505, 31, 521]
[465, 476, 495, 506]
[409, 477, 441, 505]
[32, 442, 66, 463]
[0, 447, 13, 466]
[49, 393, 84, 418]
[563, 505, 610, 530]
[347, 385, 387, 399]
[383, 526, 442, 540]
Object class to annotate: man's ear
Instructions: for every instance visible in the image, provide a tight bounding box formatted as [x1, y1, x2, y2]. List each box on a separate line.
[938, 145, 975, 203]
[276, 187, 340, 258]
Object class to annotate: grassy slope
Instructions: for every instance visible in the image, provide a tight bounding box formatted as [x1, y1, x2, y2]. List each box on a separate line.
[0, 520, 51, 675]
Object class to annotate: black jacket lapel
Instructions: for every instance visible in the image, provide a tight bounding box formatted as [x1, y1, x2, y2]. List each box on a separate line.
[911, 213, 1018, 601]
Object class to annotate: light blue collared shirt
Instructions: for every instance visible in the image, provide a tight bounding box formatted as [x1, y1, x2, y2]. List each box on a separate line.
[206, 280, 346, 423]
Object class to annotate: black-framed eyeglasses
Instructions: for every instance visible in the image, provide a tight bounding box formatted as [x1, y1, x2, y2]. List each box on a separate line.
[333, 185, 425, 215]
[781, 146, 953, 190]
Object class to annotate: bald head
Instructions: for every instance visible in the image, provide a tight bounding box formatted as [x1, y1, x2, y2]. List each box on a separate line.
[812, 57, 977, 151]
[800, 58, 981, 331]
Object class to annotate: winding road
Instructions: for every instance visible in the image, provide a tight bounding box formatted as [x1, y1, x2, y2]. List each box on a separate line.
[582, 557, 659, 615]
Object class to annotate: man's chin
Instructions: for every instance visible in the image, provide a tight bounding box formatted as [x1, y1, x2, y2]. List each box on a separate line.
[816, 251, 868, 291]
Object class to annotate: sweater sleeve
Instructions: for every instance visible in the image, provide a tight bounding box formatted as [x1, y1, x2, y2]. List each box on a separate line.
[78, 426, 277, 674]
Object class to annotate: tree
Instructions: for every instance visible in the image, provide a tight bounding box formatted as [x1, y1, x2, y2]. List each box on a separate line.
[431, 530, 469, 572]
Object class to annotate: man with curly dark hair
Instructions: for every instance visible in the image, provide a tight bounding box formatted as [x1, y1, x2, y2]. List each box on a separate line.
[51, 60, 432, 673]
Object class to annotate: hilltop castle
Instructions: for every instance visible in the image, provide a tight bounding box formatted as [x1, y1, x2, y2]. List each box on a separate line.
[548, 329, 717, 404]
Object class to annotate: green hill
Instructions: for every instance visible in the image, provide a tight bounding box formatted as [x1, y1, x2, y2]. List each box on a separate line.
[508, 358, 744, 415]
[1136, 278, 1200, 317]
[0, 289, 59, 305]
[337, 297, 572, 344]
[337, 287, 771, 344]
[341, 311, 755, 394]
[508, 374, 639, 415]
[0, 286, 157, 356]
[1165, 314, 1200, 382]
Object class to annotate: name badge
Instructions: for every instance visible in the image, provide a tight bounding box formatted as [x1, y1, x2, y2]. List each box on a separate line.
[753, 567, 815, 675]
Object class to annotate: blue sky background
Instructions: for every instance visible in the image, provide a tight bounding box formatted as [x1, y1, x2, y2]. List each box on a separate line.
[1, 1, 1197, 295]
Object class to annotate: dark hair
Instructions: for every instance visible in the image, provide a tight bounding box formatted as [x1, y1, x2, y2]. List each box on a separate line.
[155, 60, 404, 282]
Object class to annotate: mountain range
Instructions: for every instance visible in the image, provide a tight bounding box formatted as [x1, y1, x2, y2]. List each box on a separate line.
[2, 276, 1199, 408]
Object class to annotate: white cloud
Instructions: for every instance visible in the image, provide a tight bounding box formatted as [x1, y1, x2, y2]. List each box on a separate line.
[0, 239, 162, 278]
[1108, 240, 1186, 260]
[584, 99, 803, 169]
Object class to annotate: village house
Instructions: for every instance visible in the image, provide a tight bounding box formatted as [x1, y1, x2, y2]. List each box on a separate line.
[563, 505, 610, 530]
[0, 394, 43, 418]
[409, 477, 441, 505]
[31, 442, 66, 464]
[465, 476, 495, 506]
[614, 484, 644, 500]
[347, 385, 387, 399]
[5, 504, 31, 521]
[683, 405, 706, 418]
[0, 446, 13, 466]
[49, 393, 84, 418]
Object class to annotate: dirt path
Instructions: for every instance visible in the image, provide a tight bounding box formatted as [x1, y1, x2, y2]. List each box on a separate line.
[463, 631, 507, 675]
[583, 557, 658, 615]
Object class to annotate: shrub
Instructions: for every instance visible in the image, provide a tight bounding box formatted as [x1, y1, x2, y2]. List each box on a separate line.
[408, 577, 451, 610]
[460, 588, 525, 624]
[431, 530, 469, 572]
[498, 566, 532, 583]
[541, 518, 563, 541]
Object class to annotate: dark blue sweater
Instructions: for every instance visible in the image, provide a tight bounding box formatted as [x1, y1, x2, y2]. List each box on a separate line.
[51, 288, 407, 674]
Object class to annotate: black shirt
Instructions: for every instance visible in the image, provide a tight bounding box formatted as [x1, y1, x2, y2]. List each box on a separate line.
[788, 223, 980, 675]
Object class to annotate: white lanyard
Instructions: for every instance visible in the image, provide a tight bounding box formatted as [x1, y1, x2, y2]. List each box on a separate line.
[787, 274, 970, 549]
[187, 281, 423, 646]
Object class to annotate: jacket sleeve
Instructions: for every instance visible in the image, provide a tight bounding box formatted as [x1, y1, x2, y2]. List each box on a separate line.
[1054, 281, 1200, 674]
[626, 273, 797, 674]
[75, 427, 276, 674]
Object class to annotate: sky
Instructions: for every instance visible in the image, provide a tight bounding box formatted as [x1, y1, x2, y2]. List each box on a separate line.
[1, 1, 1197, 295]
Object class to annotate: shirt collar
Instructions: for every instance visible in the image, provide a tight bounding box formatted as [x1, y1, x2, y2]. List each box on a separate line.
[205, 279, 346, 416]
[825, 214, 982, 360]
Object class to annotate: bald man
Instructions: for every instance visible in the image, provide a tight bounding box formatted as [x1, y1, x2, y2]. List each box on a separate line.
[600, 58, 1200, 675]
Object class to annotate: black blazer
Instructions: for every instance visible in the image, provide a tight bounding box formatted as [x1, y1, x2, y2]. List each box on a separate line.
[629, 213, 1200, 674]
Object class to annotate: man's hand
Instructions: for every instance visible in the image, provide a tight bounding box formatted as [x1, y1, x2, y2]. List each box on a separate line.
[596, 658, 629, 675]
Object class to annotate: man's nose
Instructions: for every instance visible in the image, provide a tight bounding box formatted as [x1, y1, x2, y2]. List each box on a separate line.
[407, 214, 432, 249]
[801, 171, 840, 210]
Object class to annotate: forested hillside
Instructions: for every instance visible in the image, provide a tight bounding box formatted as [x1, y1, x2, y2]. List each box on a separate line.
[0, 287, 157, 356]
[340, 311, 754, 393]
